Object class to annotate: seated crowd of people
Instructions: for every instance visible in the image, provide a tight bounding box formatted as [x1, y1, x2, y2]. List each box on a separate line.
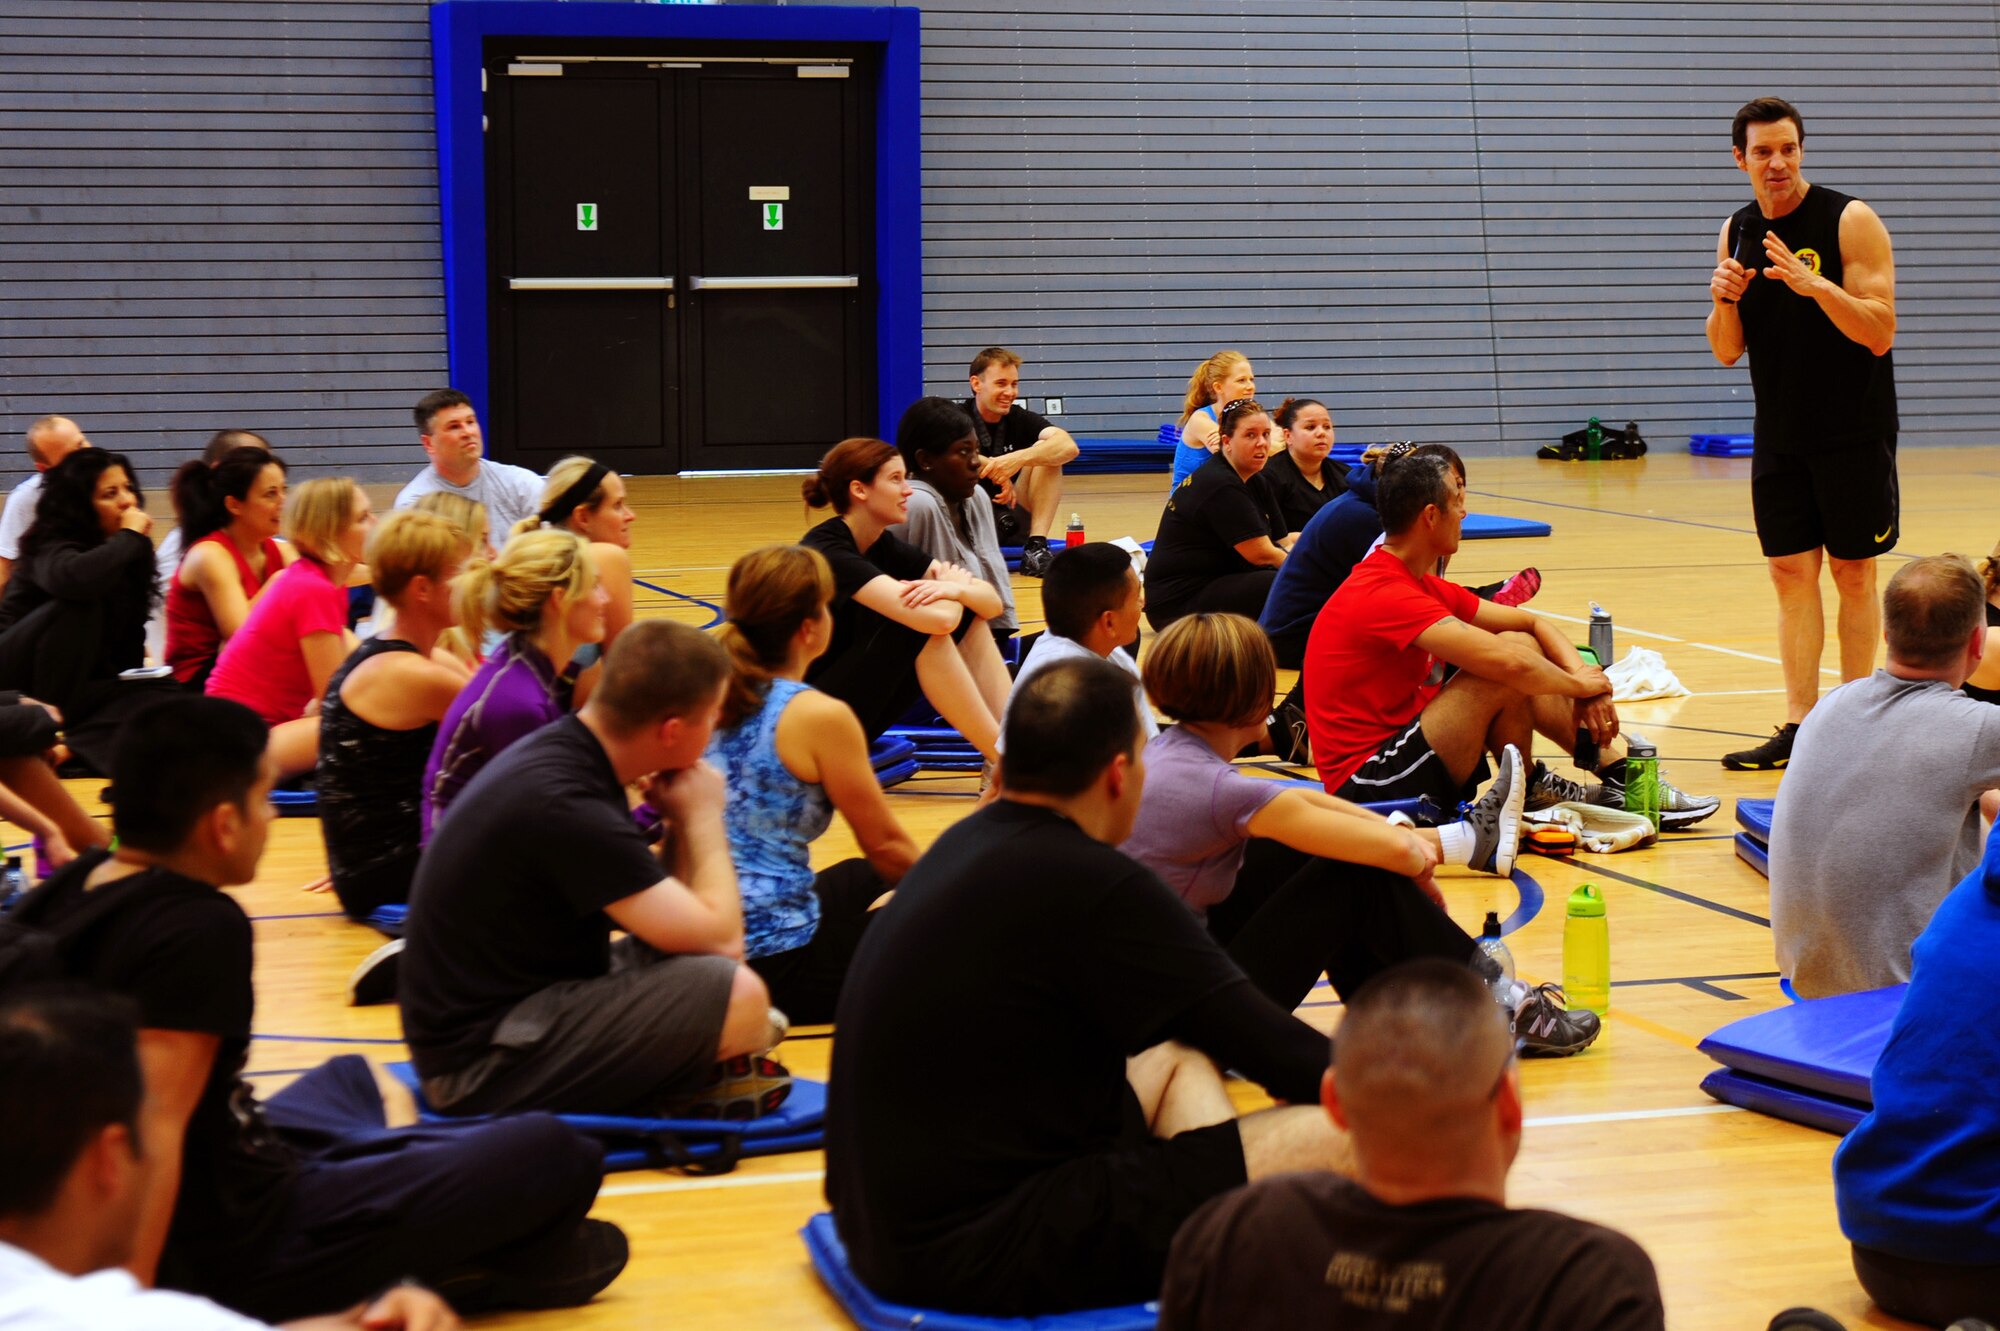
[0, 346, 1990, 1331]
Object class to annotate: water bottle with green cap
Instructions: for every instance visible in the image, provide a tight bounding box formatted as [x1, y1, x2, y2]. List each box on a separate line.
[1564, 884, 1610, 1015]
[1622, 737, 1661, 832]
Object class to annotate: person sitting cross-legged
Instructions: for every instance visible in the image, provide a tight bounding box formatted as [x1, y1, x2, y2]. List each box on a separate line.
[826, 656, 1354, 1318]
[1160, 959, 1665, 1331]
[1303, 449, 1717, 829]
[400, 620, 789, 1120]
[0, 988, 461, 1331]
[11, 695, 624, 1321]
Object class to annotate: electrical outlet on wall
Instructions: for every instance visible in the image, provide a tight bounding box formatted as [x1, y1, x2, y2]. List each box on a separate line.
[1044, 397, 1065, 415]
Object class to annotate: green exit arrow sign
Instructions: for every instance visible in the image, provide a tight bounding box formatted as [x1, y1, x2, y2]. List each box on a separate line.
[763, 202, 784, 231]
[576, 203, 598, 231]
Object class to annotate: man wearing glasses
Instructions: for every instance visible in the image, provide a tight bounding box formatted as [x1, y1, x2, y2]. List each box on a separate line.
[1162, 959, 1666, 1330]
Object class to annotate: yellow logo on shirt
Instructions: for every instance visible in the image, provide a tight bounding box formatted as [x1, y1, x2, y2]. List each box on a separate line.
[1795, 247, 1823, 275]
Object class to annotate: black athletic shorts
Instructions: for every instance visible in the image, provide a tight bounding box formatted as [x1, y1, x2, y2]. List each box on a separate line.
[1750, 436, 1899, 561]
[1335, 716, 1487, 811]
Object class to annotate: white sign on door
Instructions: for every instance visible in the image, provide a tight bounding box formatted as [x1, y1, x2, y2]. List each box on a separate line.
[577, 203, 599, 231]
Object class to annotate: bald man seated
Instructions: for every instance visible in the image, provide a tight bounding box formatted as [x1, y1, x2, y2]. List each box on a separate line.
[1160, 960, 1665, 1331]
[0, 415, 90, 592]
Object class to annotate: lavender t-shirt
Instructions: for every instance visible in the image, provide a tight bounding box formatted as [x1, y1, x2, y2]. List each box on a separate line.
[1120, 725, 1285, 919]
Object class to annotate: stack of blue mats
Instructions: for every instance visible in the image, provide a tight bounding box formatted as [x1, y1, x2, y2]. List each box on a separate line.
[802, 1212, 1159, 1331]
[1697, 985, 1903, 1135]
[385, 1061, 828, 1173]
[870, 736, 920, 789]
[1690, 432, 1755, 457]
[999, 539, 1153, 573]
[885, 725, 984, 772]
[1735, 797, 1773, 877]
[271, 788, 318, 817]
[1067, 436, 1174, 476]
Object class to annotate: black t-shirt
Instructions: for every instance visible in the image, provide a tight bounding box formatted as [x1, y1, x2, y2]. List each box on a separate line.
[401, 714, 668, 1077]
[826, 801, 1326, 1291]
[29, 851, 295, 1282]
[1145, 453, 1288, 614]
[1161, 1173, 1664, 1331]
[1731, 185, 1898, 453]
[801, 516, 933, 672]
[1261, 447, 1348, 533]
[963, 400, 1054, 506]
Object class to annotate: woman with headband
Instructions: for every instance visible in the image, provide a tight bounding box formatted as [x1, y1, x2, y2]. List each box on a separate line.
[515, 457, 637, 696]
[1145, 397, 1292, 630]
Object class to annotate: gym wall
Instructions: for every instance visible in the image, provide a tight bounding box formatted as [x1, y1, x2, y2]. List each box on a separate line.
[5, 0, 1998, 481]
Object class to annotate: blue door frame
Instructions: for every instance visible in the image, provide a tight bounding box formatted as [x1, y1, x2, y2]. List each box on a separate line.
[429, 1, 922, 458]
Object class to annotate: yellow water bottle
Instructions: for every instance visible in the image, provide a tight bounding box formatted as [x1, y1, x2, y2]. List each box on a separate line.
[1564, 884, 1610, 1015]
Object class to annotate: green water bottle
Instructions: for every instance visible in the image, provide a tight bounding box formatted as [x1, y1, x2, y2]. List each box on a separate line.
[1623, 737, 1661, 833]
[1584, 416, 1604, 462]
[1563, 884, 1610, 1015]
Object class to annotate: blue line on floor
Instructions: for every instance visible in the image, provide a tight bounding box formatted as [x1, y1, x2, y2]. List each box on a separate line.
[631, 578, 724, 628]
[1499, 867, 1545, 937]
[251, 1033, 406, 1045]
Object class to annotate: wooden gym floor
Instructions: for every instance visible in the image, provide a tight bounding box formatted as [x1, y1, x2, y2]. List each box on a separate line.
[67, 447, 2000, 1329]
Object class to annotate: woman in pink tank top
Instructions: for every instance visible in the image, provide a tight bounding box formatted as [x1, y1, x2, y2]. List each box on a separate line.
[164, 446, 292, 687]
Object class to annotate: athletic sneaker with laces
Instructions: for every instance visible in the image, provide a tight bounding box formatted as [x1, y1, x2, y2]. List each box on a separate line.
[1512, 981, 1601, 1057]
[670, 1054, 794, 1122]
[1523, 760, 1599, 812]
[1594, 762, 1721, 831]
[1462, 744, 1525, 876]
[1724, 722, 1797, 771]
[349, 937, 402, 1007]
[1491, 567, 1542, 608]
[1019, 534, 1055, 578]
[436, 1217, 631, 1314]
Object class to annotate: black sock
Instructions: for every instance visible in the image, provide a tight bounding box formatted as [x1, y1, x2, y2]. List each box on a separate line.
[1596, 757, 1626, 781]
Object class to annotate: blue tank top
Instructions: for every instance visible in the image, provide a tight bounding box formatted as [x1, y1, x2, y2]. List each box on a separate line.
[1171, 404, 1219, 490]
[706, 677, 834, 958]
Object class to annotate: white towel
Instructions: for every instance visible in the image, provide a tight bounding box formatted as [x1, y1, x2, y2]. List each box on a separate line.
[1605, 646, 1691, 702]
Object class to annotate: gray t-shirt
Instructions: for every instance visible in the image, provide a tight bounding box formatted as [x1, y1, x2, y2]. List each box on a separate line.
[1004, 633, 1157, 754]
[895, 478, 1016, 636]
[1770, 669, 2000, 997]
[393, 460, 544, 537]
[1120, 724, 1285, 919]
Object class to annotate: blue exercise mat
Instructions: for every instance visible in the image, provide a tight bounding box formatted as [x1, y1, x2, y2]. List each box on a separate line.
[801, 1212, 1158, 1331]
[1700, 1067, 1868, 1135]
[876, 757, 920, 788]
[1000, 539, 1153, 573]
[1690, 432, 1755, 458]
[384, 1061, 827, 1172]
[364, 903, 407, 936]
[1462, 513, 1552, 540]
[1736, 797, 1774, 844]
[1734, 833, 1770, 878]
[871, 736, 917, 771]
[1067, 437, 1173, 476]
[271, 788, 319, 817]
[1697, 984, 1904, 1105]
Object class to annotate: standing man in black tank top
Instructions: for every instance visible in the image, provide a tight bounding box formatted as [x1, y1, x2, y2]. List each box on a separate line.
[1706, 96, 1899, 772]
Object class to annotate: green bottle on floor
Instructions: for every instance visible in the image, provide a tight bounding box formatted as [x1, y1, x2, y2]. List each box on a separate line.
[1564, 884, 1610, 1015]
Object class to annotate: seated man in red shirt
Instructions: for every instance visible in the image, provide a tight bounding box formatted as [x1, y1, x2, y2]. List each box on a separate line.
[1303, 451, 1717, 829]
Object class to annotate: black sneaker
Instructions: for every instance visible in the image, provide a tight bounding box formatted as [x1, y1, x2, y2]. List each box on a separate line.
[1723, 723, 1797, 771]
[1275, 697, 1312, 767]
[437, 1218, 630, 1314]
[1019, 534, 1054, 578]
[1523, 760, 1598, 812]
[1463, 744, 1524, 876]
[1594, 764, 1721, 831]
[1513, 982, 1601, 1057]
[349, 938, 402, 1007]
[1767, 1311, 1848, 1331]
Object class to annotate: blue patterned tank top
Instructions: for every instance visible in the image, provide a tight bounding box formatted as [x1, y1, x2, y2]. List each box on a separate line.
[705, 677, 834, 958]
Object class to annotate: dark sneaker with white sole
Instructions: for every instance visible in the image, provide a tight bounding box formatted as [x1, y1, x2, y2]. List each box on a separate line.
[1464, 744, 1525, 876]
[1513, 982, 1601, 1057]
[1019, 534, 1055, 578]
[1724, 723, 1797, 771]
[1594, 764, 1721, 831]
[349, 937, 402, 1006]
[1523, 760, 1598, 812]
[437, 1217, 630, 1314]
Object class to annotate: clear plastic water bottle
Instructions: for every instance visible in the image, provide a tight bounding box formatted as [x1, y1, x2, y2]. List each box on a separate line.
[1588, 602, 1614, 668]
[1564, 884, 1611, 1015]
[1623, 737, 1661, 832]
[1477, 910, 1515, 998]
[0, 856, 26, 914]
[1065, 512, 1086, 548]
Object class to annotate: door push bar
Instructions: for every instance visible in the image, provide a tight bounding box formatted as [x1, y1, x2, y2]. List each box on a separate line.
[687, 275, 860, 291]
[507, 277, 675, 291]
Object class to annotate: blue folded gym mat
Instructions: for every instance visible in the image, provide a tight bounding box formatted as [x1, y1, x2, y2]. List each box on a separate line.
[1697, 985, 1905, 1133]
[1735, 797, 1774, 878]
[384, 1061, 827, 1172]
[1735, 835, 1770, 877]
[801, 1212, 1159, 1331]
[1690, 432, 1755, 457]
[999, 539, 1153, 573]
[1461, 513, 1552, 540]
[271, 788, 318, 817]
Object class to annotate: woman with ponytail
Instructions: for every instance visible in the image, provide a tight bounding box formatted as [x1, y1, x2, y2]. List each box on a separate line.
[1170, 349, 1257, 489]
[706, 544, 917, 1020]
[163, 445, 293, 686]
[800, 437, 1011, 762]
[513, 457, 637, 685]
[422, 527, 607, 838]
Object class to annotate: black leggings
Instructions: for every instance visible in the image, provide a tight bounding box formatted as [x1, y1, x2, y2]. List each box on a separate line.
[1853, 1244, 2000, 1327]
[1148, 568, 1279, 631]
[748, 858, 887, 1024]
[1205, 839, 1481, 1009]
[808, 610, 979, 742]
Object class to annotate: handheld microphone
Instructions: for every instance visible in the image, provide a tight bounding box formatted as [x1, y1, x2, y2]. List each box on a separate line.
[1721, 223, 1761, 304]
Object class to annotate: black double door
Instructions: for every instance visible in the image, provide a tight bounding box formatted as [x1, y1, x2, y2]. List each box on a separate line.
[486, 46, 876, 473]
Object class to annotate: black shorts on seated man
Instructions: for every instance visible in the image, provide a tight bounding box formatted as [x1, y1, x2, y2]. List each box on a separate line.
[400, 619, 788, 1119]
[9, 695, 621, 1322]
[826, 656, 1352, 1317]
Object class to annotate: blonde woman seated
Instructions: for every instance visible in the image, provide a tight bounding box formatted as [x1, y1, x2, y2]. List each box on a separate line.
[411, 491, 491, 669]
[706, 545, 919, 1022]
[511, 457, 637, 701]
[1169, 349, 1257, 490]
[422, 528, 607, 838]
[206, 477, 373, 776]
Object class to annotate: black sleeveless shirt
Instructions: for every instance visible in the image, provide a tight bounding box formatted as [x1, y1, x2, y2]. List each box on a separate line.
[1731, 185, 1898, 453]
[318, 636, 439, 883]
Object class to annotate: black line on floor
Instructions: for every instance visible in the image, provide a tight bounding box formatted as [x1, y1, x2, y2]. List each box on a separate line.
[1541, 856, 1771, 927]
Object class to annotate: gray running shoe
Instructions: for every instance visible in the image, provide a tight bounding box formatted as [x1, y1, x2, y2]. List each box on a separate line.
[1464, 744, 1525, 876]
[1523, 760, 1599, 812]
[1514, 982, 1601, 1057]
[348, 937, 402, 1007]
[1595, 764, 1722, 831]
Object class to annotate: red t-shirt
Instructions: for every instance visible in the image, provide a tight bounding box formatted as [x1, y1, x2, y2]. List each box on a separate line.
[1304, 547, 1480, 792]
[205, 557, 347, 726]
